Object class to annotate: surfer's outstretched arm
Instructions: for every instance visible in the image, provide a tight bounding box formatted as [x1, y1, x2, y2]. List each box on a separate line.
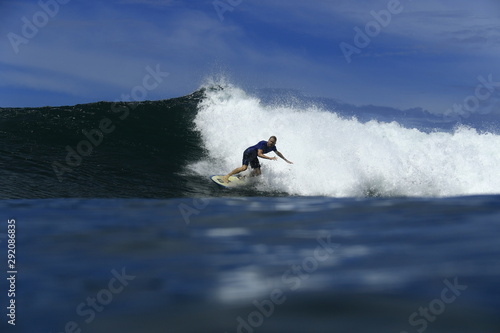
[257, 149, 277, 160]
[276, 151, 293, 164]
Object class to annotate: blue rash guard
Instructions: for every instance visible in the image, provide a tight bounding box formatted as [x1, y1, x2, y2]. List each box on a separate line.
[242, 140, 277, 169]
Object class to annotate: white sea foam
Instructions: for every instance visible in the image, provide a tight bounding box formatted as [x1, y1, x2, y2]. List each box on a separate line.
[191, 82, 500, 197]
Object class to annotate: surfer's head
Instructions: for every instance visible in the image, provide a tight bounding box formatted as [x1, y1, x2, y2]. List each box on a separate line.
[268, 136, 277, 147]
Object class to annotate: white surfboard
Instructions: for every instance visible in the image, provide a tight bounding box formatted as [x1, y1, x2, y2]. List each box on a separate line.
[210, 175, 249, 188]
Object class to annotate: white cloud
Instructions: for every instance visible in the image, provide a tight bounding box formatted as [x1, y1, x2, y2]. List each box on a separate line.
[247, 0, 500, 54]
[0, 1, 250, 102]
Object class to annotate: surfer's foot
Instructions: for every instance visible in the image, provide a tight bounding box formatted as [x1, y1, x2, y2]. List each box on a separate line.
[221, 175, 229, 183]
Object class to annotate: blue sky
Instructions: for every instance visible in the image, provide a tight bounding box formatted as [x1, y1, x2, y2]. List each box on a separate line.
[1, 0, 500, 116]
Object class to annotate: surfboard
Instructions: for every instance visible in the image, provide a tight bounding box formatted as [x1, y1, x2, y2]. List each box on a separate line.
[210, 175, 249, 188]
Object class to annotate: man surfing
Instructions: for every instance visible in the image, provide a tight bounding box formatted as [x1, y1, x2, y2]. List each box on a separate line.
[221, 136, 293, 183]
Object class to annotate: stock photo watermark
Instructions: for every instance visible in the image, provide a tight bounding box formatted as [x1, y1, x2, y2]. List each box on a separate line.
[340, 0, 406, 64]
[51, 267, 135, 333]
[7, 0, 71, 54]
[213, 0, 244, 22]
[4, 219, 17, 326]
[226, 232, 340, 333]
[51, 64, 169, 182]
[400, 277, 467, 333]
[443, 74, 500, 122]
[179, 198, 210, 225]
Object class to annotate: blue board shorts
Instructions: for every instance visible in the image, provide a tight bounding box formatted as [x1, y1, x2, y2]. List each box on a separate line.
[242, 148, 261, 169]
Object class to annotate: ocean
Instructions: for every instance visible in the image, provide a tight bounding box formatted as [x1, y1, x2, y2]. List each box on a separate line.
[1, 83, 499, 332]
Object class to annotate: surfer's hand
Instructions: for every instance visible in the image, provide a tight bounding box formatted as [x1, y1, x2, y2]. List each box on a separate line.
[271, 157, 277, 161]
[286, 160, 293, 164]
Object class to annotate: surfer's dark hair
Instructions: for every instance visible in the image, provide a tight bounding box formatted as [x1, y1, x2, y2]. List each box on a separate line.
[270, 136, 277, 141]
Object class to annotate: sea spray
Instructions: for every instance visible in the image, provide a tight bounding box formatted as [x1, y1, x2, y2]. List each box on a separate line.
[192, 83, 500, 197]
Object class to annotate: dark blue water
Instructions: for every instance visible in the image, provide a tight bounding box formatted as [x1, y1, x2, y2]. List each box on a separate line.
[1, 195, 499, 333]
[1, 84, 500, 332]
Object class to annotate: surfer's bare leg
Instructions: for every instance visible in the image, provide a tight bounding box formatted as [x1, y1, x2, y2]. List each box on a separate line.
[223, 165, 247, 183]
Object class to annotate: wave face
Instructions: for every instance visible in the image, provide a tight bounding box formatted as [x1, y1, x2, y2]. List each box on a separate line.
[191, 83, 500, 197]
[0, 92, 204, 199]
[1, 81, 500, 199]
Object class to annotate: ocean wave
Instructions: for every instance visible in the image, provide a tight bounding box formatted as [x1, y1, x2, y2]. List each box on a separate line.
[2, 81, 500, 199]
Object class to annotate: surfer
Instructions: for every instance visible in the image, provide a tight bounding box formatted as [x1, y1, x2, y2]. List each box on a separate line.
[221, 136, 293, 183]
